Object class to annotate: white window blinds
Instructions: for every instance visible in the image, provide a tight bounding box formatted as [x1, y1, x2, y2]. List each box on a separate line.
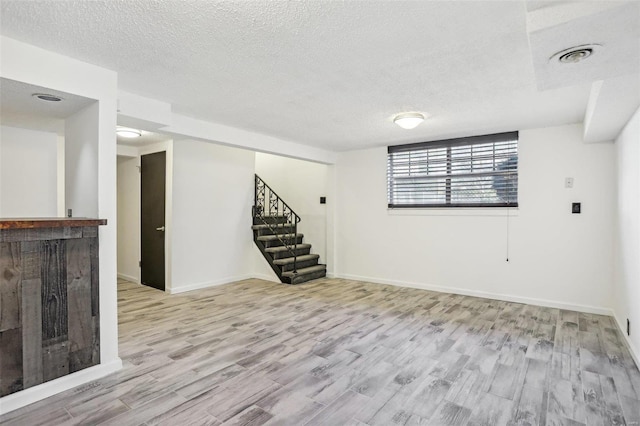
[387, 131, 518, 208]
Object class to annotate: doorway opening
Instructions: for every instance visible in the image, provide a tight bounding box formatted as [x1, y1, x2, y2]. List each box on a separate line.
[116, 130, 172, 292]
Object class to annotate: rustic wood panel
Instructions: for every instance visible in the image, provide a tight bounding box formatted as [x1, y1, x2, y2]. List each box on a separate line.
[0, 226, 101, 398]
[69, 347, 94, 374]
[42, 340, 70, 382]
[0, 229, 25, 243]
[21, 278, 43, 389]
[0, 242, 21, 332]
[82, 226, 98, 238]
[90, 235, 101, 366]
[62, 227, 83, 240]
[67, 238, 94, 373]
[89, 237, 99, 318]
[1, 242, 24, 397]
[91, 315, 100, 366]
[41, 240, 68, 343]
[0, 328, 23, 396]
[0, 227, 92, 242]
[21, 241, 41, 280]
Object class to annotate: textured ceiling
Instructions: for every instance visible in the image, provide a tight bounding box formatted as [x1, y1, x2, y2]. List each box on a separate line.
[1, 1, 638, 151]
[528, 2, 639, 90]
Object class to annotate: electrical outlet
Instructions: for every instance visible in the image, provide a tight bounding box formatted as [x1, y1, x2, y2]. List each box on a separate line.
[627, 318, 631, 336]
[572, 202, 581, 214]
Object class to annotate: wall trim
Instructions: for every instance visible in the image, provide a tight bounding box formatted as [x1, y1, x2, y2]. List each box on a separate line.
[117, 272, 139, 283]
[169, 273, 281, 294]
[251, 273, 280, 283]
[0, 358, 122, 415]
[335, 273, 613, 316]
[613, 313, 640, 369]
[169, 274, 249, 294]
[168, 275, 252, 294]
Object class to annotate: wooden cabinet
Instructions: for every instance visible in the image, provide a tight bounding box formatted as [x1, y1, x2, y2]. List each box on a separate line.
[0, 219, 105, 397]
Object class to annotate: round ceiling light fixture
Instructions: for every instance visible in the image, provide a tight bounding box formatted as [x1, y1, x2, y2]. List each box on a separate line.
[551, 44, 601, 64]
[116, 127, 142, 138]
[32, 93, 63, 102]
[393, 112, 425, 130]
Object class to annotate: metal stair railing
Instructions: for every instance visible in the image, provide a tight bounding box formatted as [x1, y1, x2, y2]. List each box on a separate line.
[254, 174, 301, 274]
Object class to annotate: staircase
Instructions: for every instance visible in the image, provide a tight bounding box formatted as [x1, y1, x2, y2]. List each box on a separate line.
[253, 175, 326, 284]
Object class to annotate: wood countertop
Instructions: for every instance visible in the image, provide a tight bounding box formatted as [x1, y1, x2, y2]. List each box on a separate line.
[0, 218, 107, 229]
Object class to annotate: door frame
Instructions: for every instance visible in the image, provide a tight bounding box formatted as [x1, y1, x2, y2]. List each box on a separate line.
[138, 141, 173, 292]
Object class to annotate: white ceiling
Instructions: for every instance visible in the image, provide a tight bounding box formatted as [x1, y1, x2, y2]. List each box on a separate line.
[0, 78, 95, 133]
[116, 130, 172, 147]
[1, 1, 638, 151]
[0, 77, 169, 146]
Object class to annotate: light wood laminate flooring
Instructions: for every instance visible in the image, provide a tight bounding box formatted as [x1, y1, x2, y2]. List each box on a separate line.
[2, 278, 639, 425]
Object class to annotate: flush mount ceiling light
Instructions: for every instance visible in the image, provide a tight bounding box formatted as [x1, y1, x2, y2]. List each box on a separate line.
[393, 112, 425, 129]
[116, 127, 142, 138]
[550, 44, 601, 64]
[32, 93, 63, 102]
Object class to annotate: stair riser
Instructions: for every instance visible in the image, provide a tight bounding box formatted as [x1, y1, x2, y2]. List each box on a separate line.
[288, 269, 327, 285]
[269, 247, 311, 260]
[253, 226, 295, 237]
[280, 258, 320, 272]
[253, 216, 289, 225]
[261, 236, 303, 248]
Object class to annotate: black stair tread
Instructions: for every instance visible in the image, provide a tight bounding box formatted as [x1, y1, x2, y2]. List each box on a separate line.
[256, 233, 303, 241]
[251, 223, 293, 229]
[255, 215, 290, 220]
[273, 254, 319, 265]
[282, 264, 326, 278]
[264, 244, 311, 253]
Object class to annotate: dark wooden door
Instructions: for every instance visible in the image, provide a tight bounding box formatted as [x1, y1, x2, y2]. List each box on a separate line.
[141, 151, 166, 291]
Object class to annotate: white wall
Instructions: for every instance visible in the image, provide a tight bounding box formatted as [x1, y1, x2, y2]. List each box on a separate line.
[335, 123, 615, 313]
[117, 155, 140, 282]
[57, 135, 65, 216]
[65, 102, 99, 218]
[255, 153, 330, 267]
[0, 126, 58, 217]
[171, 139, 264, 292]
[1, 36, 120, 414]
[614, 105, 640, 364]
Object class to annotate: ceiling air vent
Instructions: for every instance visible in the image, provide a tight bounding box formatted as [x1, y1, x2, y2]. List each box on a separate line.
[32, 93, 63, 102]
[551, 44, 601, 64]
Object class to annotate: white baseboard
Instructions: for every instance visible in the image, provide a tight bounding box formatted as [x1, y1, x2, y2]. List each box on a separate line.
[335, 273, 613, 316]
[613, 314, 640, 369]
[117, 273, 139, 283]
[169, 272, 285, 294]
[0, 358, 122, 415]
[168, 275, 253, 294]
[251, 273, 280, 283]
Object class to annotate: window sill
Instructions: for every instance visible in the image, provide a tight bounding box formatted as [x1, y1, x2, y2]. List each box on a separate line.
[387, 207, 519, 217]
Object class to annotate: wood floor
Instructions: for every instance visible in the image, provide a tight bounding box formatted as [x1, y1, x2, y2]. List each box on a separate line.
[2, 277, 639, 425]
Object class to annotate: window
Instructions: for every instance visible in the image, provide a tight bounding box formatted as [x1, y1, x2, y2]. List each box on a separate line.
[387, 131, 518, 208]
